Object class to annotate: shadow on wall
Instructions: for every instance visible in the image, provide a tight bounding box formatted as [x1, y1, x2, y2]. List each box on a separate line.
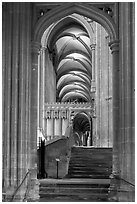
[43, 126, 76, 178]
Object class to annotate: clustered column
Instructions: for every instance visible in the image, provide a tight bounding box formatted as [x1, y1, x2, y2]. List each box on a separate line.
[29, 41, 41, 201]
[3, 3, 32, 201]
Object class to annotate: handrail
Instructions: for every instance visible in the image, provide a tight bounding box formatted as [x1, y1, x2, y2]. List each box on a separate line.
[112, 174, 135, 187]
[118, 177, 135, 187]
[23, 170, 32, 202]
[10, 170, 31, 202]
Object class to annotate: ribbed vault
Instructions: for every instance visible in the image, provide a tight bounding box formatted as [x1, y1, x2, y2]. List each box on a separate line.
[48, 15, 93, 102]
[73, 112, 90, 133]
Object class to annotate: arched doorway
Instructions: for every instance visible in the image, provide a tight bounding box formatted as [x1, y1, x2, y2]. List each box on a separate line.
[73, 112, 92, 146]
[30, 2, 119, 192]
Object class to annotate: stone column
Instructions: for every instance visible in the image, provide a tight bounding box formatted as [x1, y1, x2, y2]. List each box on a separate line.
[3, 3, 13, 192]
[3, 3, 32, 201]
[108, 40, 120, 201]
[39, 47, 46, 136]
[90, 44, 96, 98]
[90, 44, 96, 82]
[109, 40, 120, 177]
[29, 41, 41, 201]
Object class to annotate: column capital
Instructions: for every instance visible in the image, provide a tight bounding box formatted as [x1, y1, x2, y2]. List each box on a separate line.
[41, 46, 47, 51]
[31, 41, 41, 54]
[90, 44, 96, 50]
[109, 40, 119, 53]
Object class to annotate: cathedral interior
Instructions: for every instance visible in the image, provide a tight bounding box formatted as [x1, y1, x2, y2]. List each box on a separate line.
[2, 2, 135, 202]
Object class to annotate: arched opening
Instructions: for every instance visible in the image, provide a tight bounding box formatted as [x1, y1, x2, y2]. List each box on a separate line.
[30, 1, 119, 192]
[2, 2, 135, 202]
[73, 112, 92, 146]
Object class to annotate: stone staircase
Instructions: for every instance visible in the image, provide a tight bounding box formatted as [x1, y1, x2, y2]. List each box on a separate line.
[67, 146, 112, 179]
[39, 178, 111, 202]
[39, 146, 112, 202]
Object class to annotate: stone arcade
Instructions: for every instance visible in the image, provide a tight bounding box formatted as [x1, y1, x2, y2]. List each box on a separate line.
[2, 2, 135, 202]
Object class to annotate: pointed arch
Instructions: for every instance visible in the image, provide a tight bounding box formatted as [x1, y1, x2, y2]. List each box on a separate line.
[33, 2, 118, 43]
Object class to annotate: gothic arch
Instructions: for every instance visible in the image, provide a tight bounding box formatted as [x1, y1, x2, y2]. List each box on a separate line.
[33, 2, 118, 43]
[31, 1, 120, 184]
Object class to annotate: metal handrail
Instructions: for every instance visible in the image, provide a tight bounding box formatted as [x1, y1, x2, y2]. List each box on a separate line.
[118, 177, 135, 187]
[112, 174, 135, 187]
[23, 170, 32, 202]
[10, 170, 31, 202]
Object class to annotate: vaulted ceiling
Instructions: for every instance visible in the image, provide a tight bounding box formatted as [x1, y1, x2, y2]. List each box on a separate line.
[48, 15, 92, 103]
[73, 112, 90, 133]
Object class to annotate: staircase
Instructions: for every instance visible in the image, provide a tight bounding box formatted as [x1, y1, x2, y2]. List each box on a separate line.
[67, 146, 112, 179]
[39, 146, 112, 202]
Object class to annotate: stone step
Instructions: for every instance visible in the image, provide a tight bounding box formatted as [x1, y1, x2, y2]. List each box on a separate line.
[39, 178, 110, 186]
[68, 171, 111, 175]
[70, 155, 112, 159]
[69, 160, 112, 165]
[69, 163, 112, 168]
[39, 193, 109, 202]
[66, 174, 110, 179]
[39, 178, 110, 201]
[69, 164, 111, 168]
[40, 186, 109, 194]
[40, 183, 110, 188]
[71, 150, 112, 154]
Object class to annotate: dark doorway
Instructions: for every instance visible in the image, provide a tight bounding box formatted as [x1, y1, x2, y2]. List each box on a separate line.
[73, 112, 92, 146]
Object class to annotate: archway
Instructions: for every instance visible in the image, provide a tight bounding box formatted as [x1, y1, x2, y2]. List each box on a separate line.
[30, 2, 119, 190]
[73, 112, 92, 146]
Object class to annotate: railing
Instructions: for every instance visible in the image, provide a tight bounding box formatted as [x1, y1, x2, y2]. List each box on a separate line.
[118, 177, 135, 187]
[10, 169, 31, 202]
[110, 174, 135, 187]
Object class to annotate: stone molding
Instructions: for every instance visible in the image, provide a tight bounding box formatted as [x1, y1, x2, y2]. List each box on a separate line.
[31, 41, 41, 54]
[33, 3, 118, 43]
[90, 44, 96, 50]
[109, 40, 119, 53]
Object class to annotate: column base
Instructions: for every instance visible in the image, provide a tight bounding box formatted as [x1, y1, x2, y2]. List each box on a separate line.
[4, 186, 27, 202]
[27, 168, 40, 201]
[27, 178, 40, 201]
[108, 174, 135, 202]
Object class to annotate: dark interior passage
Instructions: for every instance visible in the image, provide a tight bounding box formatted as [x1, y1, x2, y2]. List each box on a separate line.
[73, 112, 92, 146]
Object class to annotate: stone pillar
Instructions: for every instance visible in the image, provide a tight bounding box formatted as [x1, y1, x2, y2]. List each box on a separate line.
[92, 117, 96, 146]
[109, 40, 120, 176]
[90, 44, 96, 97]
[87, 132, 90, 146]
[3, 3, 32, 201]
[29, 41, 41, 201]
[108, 40, 120, 201]
[39, 47, 46, 135]
[90, 44, 96, 82]
[3, 3, 13, 193]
